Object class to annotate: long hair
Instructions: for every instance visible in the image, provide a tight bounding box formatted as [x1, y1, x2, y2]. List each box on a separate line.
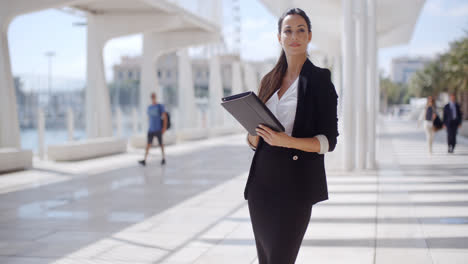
[257, 8, 312, 103]
[426, 96, 435, 109]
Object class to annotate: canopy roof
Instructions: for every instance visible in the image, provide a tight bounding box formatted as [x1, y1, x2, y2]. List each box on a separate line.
[69, 0, 220, 34]
[259, 0, 425, 53]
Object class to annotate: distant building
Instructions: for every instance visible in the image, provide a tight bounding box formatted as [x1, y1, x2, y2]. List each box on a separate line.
[391, 56, 432, 84]
[112, 53, 242, 109]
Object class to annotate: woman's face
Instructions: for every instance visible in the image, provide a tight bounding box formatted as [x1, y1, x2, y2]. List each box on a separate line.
[278, 14, 311, 56]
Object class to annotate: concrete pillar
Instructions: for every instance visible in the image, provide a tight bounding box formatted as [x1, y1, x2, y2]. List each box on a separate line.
[333, 55, 343, 116]
[177, 49, 197, 129]
[140, 33, 161, 133]
[208, 55, 223, 127]
[231, 61, 243, 95]
[38, 108, 45, 159]
[116, 107, 122, 138]
[367, 0, 377, 169]
[67, 107, 74, 141]
[356, 0, 368, 170]
[243, 62, 257, 92]
[172, 108, 180, 131]
[342, 0, 357, 171]
[0, 18, 21, 148]
[132, 108, 138, 135]
[86, 15, 113, 138]
[198, 109, 204, 128]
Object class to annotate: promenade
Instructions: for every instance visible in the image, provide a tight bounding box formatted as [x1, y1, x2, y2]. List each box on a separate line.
[0, 118, 467, 263]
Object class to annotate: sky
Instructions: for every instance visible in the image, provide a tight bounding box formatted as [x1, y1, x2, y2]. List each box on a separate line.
[7, 0, 468, 92]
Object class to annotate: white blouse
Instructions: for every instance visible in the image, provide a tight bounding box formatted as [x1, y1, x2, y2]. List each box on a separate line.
[265, 76, 329, 154]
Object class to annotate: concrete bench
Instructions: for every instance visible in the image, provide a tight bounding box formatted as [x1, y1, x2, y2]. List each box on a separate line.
[0, 148, 33, 172]
[47, 137, 127, 161]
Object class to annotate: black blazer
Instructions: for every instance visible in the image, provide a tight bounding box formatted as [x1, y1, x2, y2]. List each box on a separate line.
[443, 103, 463, 127]
[244, 59, 339, 204]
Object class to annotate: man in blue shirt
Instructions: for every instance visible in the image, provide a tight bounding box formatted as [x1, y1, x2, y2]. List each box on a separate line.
[139, 92, 168, 165]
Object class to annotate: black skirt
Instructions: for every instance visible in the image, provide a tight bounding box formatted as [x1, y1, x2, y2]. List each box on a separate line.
[248, 192, 312, 264]
[247, 143, 313, 264]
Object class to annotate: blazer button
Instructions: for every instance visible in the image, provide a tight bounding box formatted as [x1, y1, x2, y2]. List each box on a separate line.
[293, 155, 298, 161]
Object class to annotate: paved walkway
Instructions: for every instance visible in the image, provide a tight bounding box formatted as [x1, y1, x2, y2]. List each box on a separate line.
[0, 118, 467, 263]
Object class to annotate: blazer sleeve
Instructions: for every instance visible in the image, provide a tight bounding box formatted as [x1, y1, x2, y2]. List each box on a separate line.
[316, 69, 339, 152]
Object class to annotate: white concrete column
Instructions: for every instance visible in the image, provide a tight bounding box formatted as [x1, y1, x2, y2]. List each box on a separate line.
[243, 62, 257, 92]
[0, 18, 21, 148]
[116, 107, 122, 138]
[67, 107, 74, 141]
[333, 55, 343, 116]
[132, 108, 138, 135]
[140, 33, 161, 132]
[177, 49, 197, 129]
[356, 0, 368, 170]
[208, 55, 224, 127]
[367, 0, 377, 169]
[231, 61, 243, 95]
[86, 15, 113, 138]
[198, 109, 204, 128]
[172, 108, 180, 131]
[37, 108, 45, 159]
[342, 0, 357, 171]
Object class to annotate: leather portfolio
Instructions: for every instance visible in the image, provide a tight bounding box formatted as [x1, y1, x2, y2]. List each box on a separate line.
[221, 91, 284, 136]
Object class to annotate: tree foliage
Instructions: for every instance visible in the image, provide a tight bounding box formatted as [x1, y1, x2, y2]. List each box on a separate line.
[380, 77, 408, 105]
[409, 33, 468, 96]
[444, 34, 468, 92]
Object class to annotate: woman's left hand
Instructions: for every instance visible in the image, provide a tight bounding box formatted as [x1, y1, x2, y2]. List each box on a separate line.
[255, 124, 291, 148]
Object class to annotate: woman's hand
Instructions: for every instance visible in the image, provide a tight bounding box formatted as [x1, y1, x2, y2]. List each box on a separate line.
[247, 134, 259, 149]
[255, 124, 291, 148]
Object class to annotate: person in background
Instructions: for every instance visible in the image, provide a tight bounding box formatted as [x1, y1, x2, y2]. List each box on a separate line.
[443, 93, 463, 153]
[139, 92, 167, 166]
[418, 96, 436, 154]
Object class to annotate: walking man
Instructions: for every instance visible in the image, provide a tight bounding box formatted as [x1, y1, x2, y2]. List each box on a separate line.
[443, 93, 463, 153]
[139, 92, 167, 165]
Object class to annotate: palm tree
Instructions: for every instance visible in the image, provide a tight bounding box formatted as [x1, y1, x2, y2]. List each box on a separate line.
[444, 36, 468, 93]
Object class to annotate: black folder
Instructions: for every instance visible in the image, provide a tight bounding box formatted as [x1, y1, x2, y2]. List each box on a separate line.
[221, 91, 284, 136]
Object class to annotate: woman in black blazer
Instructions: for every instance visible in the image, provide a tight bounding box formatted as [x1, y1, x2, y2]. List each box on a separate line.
[246, 8, 338, 264]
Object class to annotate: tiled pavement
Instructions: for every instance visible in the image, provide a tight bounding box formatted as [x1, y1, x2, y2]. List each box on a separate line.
[0, 118, 467, 263]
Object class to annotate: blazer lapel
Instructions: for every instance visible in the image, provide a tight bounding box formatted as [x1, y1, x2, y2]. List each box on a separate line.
[291, 60, 313, 137]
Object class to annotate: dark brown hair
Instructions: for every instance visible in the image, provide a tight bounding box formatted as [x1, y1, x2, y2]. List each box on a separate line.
[257, 8, 312, 103]
[426, 96, 435, 108]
